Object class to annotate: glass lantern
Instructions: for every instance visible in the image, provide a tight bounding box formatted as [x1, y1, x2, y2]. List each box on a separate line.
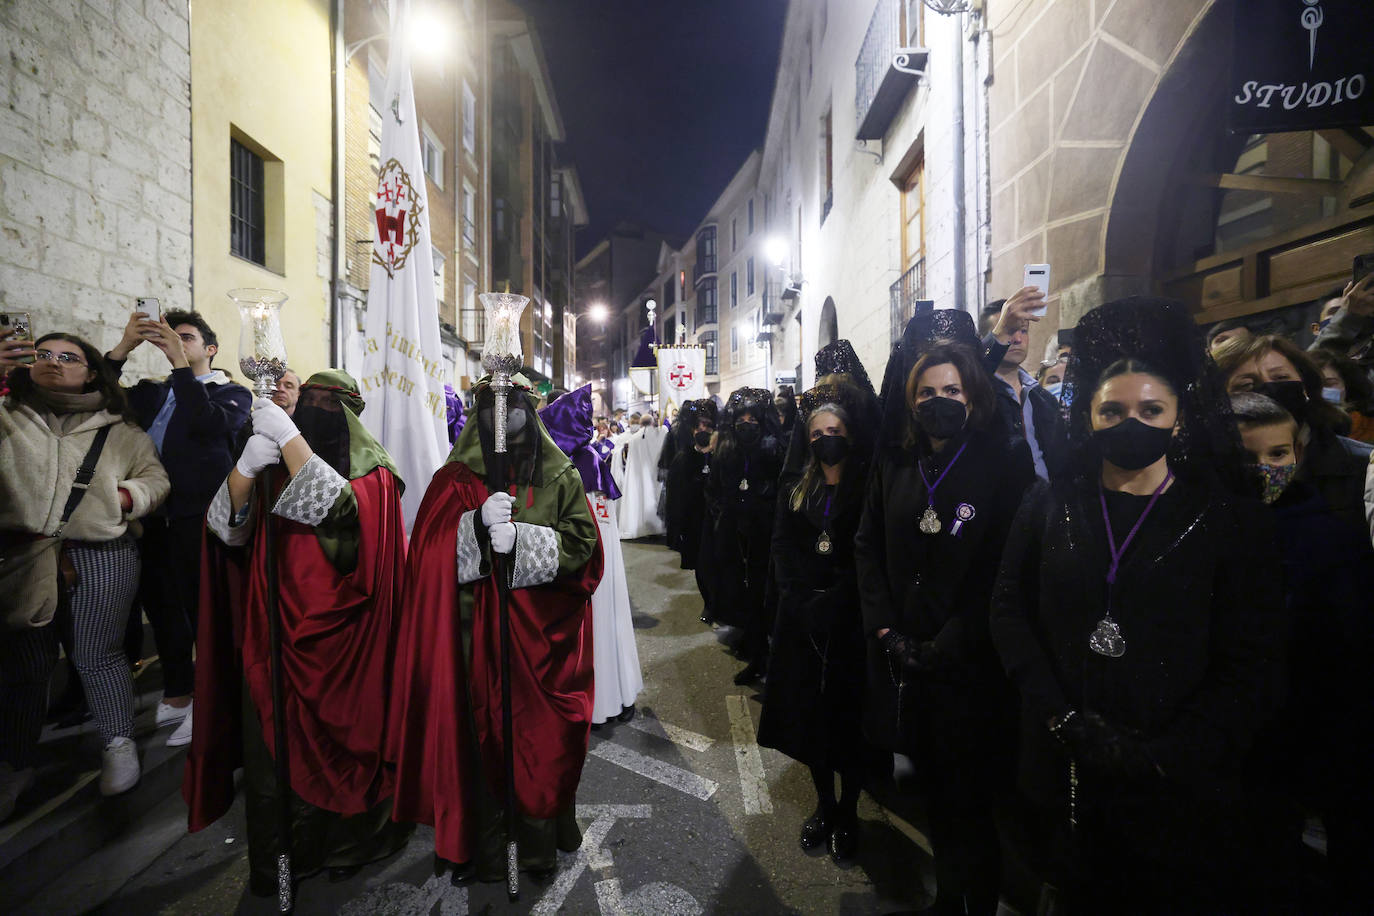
[229, 288, 289, 399]
[478, 292, 529, 454]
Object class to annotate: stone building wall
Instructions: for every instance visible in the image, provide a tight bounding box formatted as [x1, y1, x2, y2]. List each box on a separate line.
[985, 0, 1214, 354]
[0, 0, 192, 380]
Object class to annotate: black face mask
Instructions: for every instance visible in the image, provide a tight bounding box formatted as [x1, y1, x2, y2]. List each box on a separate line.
[914, 397, 968, 440]
[693, 429, 713, 447]
[1093, 417, 1174, 471]
[293, 405, 350, 476]
[734, 421, 762, 446]
[1255, 380, 1309, 423]
[810, 434, 849, 467]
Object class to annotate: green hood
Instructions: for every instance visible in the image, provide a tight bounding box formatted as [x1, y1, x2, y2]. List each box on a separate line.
[301, 370, 403, 490]
[445, 375, 573, 488]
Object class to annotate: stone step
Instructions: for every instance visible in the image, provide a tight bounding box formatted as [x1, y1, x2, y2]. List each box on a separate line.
[0, 657, 192, 910]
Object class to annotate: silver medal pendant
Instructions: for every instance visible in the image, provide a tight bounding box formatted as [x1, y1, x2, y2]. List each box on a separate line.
[1089, 616, 1126, 658]
[739, 478, 749, 492]
[816, 532, 833, 555]
[919, 506, 941, 535]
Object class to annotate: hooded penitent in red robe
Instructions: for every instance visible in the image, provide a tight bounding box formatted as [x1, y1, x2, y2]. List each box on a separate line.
[387, 387, 603, 866]
[184, 395, 409, 833]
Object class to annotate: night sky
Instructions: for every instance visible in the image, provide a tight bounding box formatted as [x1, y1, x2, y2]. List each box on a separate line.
[514, 0, 788, 256]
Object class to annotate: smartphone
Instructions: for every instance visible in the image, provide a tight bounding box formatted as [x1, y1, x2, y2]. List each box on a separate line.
[0, 312, 35, 363]
[136, 296, 161, 322]
[1354, 254, 1374, 286]
[1023, 264, 1051, 317]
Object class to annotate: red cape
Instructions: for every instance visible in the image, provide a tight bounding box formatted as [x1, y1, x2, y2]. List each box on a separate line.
[183, 467, 408, 831]
[387, 461, 604, 863]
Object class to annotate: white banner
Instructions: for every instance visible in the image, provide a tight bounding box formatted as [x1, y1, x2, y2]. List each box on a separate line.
[656, 347, 706, 418]
[359, 0, 447, 529]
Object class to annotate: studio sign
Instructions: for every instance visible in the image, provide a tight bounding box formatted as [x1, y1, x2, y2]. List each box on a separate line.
[1230, 0, 1374, 134]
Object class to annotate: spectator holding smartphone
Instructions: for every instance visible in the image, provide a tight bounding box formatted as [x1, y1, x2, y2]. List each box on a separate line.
[1310, 272, 1374, 364]
[1, 326, 37, 394]
[105, 308, 251, 748]
[1, 333, 169, 817]
[978, 287, 1064, 479]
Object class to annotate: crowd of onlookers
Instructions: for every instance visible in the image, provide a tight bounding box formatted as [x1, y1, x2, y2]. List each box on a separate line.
[655, 275, 1374, 913]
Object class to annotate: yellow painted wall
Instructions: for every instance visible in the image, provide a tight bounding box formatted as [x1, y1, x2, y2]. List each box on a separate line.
[191, 0, 333, 382]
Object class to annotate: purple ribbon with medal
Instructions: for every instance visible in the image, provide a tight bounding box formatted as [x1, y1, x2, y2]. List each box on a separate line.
[1090, 470, 1174, 658]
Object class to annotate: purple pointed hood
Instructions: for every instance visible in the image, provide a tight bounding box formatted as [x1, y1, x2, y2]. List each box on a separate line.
[539, 384, 621, 498]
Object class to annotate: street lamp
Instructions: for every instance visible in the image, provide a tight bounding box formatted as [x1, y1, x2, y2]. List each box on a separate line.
[764, 236, 788, 267]
[344, 3, 454, 64]
[587, 302, 609, 324]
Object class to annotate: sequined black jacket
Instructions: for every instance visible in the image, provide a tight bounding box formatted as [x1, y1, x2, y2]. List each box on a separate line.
[990, 475, 1285, 805]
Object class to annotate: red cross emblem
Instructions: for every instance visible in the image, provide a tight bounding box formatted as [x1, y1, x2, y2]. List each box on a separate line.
[668, 363, 694, 390]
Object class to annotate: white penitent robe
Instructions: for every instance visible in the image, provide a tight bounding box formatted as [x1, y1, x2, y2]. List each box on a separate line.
[617, 425, 666, 539]
[589, 490, 642, 724]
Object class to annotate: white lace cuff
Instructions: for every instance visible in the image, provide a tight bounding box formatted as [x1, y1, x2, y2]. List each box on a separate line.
[510, 522, 559, 588]
[272, 454, 348, 527]
[456, 510, 486, 584]
[206, 479, 254, 546]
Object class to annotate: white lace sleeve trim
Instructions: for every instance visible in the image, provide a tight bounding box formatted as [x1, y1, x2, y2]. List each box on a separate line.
[456, 510, 484, 584]
[272, 454, 347, 527]
[206, 478, 253, 546]
[510, 522, 559, 588]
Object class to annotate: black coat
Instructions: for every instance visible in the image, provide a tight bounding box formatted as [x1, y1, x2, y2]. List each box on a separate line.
[704, 435, 786, 628]
[108, 359, 252, 519]
[854, 427, 1035, 753]
[1264, 478, 1374, 800]
[990, 475, 1286, 808]
[982, 335, 1065, 477]
[758, 467, 869, 768]
[1299, 427, 1373, 535]
[665, 446, 710, 568]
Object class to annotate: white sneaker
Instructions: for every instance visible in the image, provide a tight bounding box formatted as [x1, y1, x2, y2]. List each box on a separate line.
[154, 700, 191, 727]
[100, 737, 140, 796]
[0, 762, 35, 822]
[166, 703, 193, 748]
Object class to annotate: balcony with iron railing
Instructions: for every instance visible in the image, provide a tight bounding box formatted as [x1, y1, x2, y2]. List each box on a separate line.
[889, 258, 928, 344]
[693, 257, 718, 285]
[695, 301, 718, 327]
[461, 215, 477, 249]
[855, 0, 928, 141]
[760, 283, 784, 326]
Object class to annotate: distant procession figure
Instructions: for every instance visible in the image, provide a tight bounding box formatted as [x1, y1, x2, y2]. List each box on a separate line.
[617, 414, 667, 539]
[707, 387, 787, 686]
[664, 400, 719, 622]
[539, 386, 642, 726]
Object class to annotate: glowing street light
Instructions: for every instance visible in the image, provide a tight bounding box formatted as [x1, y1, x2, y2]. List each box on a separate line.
[587, 302, 609, 323]
[764, 236, 788, 266]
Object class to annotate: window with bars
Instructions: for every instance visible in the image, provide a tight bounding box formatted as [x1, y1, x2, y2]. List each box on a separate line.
[230, 138, 265, 265]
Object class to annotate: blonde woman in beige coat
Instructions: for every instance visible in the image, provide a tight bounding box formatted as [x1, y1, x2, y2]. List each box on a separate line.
[0, 332, 168, 820]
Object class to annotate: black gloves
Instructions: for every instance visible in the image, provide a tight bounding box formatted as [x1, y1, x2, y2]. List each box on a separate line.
[1051, 710, 1164, 783]
[880, 631, 960, 678]
[881, 630, 922, 674]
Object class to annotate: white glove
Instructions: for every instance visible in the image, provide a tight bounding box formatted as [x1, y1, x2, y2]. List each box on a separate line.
[252, 396, 300, 448]
[481, 492, 514, 528]
[489, 521, 516, 555]
[235, 434, 281, 479]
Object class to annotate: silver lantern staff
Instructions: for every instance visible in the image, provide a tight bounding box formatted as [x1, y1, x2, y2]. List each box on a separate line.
[230, 288, 295, 914]
[478, 291, 529, 902]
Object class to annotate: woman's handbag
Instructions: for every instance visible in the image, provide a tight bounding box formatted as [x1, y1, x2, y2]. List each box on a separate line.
[0, 426, 110, 629]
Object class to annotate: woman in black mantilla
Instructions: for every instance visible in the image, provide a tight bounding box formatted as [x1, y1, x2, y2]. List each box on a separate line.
[759, 342, 882, 864]
[854, 312, 1034, 916]
[989, 297, 1286, 913]
[706, 387, 787, 685]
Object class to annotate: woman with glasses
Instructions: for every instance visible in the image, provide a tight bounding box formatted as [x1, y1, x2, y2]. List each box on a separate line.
[0, 333, 168, 820]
